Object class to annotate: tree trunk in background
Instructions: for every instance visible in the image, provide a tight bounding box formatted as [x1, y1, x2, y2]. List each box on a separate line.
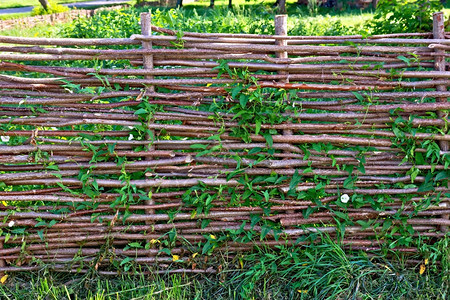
[278, 0, 286, 14]
[38, 0, 50, 11]
[372, 0, 379, 9]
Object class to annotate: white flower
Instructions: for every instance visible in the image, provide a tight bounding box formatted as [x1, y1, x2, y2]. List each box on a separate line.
[1, 136, 10, 143]
[340, 194, 350, 204]
[8, 221, 15, 227]
[128, 134, 134, 141]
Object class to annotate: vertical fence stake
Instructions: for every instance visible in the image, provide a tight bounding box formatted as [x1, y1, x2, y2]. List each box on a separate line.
[140, 12, 155, 229]
[433, 12, 448, 233]
[275, 15, 288, 81]
[275, 15, 295, 215]
[0, 241, 5, 277]
[274, 15, 291, 145]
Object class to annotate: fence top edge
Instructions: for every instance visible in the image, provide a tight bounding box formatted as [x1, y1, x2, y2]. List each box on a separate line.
[0, 36, 139, 46]
[150, 25, 436, 40]
[1, 30, 446, 46]
[130, 34, 450, 46]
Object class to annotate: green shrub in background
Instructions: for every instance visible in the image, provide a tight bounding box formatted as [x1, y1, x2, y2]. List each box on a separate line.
[60, 2, 448, 39]
[62, 8, 141, 39]
[62, 6, 277, 38]
[31, 0, 69, 16]
[61, 5, 363, 39]
[367, 0, 443, 34]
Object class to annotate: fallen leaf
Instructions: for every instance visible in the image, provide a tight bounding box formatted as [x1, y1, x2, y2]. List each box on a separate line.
[136, 89, 145, 102]
[110, 210, 119, 228]
[1, 275, 8, 284]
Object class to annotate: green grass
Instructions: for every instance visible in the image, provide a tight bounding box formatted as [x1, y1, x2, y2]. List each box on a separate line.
[0, 21, 66, 37]
[59, 3, 376, 42]
[3, 0, 447, 37]
[0, 12, 30, 20]
[0, 236, 448, 299]
[0, 0, 103, 10]
[0, 0, 136, 21]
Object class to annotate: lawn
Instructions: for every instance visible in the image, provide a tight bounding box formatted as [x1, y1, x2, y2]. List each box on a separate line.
[1, 237, 448, 299]
[0, 0, 109, 10]
[0, 1, 375, 37]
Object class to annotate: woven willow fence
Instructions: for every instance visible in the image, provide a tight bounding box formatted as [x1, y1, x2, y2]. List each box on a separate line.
[0, 12, 449, 274]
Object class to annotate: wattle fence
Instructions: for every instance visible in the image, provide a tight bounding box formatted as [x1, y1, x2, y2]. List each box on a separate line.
[0, 12, 449, 274]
